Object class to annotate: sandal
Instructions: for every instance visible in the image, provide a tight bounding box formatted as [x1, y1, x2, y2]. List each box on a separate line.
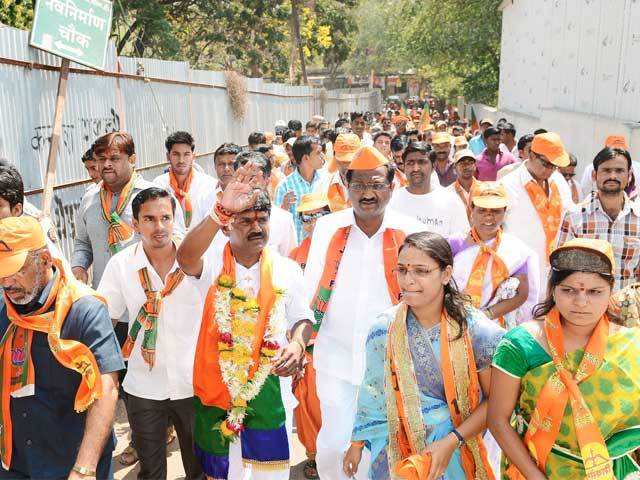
[303, 459, 319, 479]
[166, 425, 176, 445]
[119, 444, 139, 466]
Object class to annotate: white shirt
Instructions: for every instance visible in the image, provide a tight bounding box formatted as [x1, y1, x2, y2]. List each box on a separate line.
[190, 246, 314, 411]
[389, 187, 470, 236]
[304, 208, 423, 385]
[207, 206, 297, 257]
[154, 169, 219, 229]
[501, 163, 574, 296]
[98, 242, 203, 401]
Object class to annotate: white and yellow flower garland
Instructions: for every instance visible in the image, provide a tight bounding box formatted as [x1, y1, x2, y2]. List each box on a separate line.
[214, 274, 286, 439]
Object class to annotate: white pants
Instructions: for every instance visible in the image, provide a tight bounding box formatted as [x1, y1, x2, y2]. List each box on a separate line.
[315, 371, 371, 480]
[227, 377, 296, 480]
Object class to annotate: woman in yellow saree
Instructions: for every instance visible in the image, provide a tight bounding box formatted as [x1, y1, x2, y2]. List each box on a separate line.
[343, 232, 504, 479]
[488, 238, 640, 479]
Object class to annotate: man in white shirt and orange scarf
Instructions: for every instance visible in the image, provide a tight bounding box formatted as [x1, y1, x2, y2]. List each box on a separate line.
[154, 131, 218, 230]
[500, 132, 574, 297]
[304, 146, 422, 479]
[326, 133, 361, 212]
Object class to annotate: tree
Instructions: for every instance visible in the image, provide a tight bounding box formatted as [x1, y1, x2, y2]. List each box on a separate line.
[0, 0, 34, 30]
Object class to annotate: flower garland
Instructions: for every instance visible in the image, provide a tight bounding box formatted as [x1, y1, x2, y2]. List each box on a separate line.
[214, 274, 286, 440]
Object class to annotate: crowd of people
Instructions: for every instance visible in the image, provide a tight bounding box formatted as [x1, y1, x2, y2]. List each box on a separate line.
[1, 101, 640, 480]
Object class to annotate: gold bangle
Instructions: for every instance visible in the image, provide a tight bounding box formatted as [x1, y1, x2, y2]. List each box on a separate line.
[72, 465, 96, 477]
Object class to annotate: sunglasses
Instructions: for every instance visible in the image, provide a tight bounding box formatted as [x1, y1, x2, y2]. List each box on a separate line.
[300, 211, 329, 223]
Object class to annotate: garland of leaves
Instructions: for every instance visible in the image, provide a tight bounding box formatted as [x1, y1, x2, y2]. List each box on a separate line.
[224, 70, 248, 120]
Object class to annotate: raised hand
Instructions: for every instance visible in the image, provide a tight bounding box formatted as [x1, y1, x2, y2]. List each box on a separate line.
[219, 162, 264, 213]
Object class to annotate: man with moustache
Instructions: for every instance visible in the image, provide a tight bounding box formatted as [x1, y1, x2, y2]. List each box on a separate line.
[177, 163, 313, 479]
[213, 143, 241, 197]
[448, 149, 478, 221]
[326, 133, 361, 212]
[501, 132, 574, 296]
[558, 146, 640, 291]
[154, 131, 218, 230]
[389, 142, 469, 236]
[98, 188, 203, 479]
[304, 146, 422, 479]
[431, 132, 458, 186]
[0, 216, 122, 479]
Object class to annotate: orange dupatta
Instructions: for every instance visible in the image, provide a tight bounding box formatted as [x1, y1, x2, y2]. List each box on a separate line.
[192, 243, 276, 409]
[453, 179, 475, 220]
[310, 226, 404, 329]
[0, 260, 104, 468]
[508, 309, 614, 480]
[100, 173, 137, 254]
[289, 236, 311, 271]
[524, 180, 563, 257]
[440, 311, 495, 479]
[169, 168, 194, 228]
[327, 182, 351, 212]
[464, 228, 510, 326]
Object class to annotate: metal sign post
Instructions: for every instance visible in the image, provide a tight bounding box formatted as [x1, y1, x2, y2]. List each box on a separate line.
[29, 0, 113, 215]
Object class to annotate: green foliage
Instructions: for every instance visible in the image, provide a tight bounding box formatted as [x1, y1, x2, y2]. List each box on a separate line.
[0, 0, 34, 30]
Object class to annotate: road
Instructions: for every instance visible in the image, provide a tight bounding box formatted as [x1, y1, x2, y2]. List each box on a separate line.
[113, 400, 311, 480]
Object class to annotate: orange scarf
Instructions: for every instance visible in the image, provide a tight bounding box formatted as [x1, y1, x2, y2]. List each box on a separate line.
[121, 266, 185, 369]
[509, 310, 613, 480]
[453, 179, 475, 220]
[394, 169, 408, 188]
[100, 173, 137, 254]
[388, 305, 494, 479]
[289, 236, 311, 271]
[310, 226, 404, 330]
[169, 169, 194, 228]
[464, 228, 510, 327]
[327, 182, 351, 212]
[193, 244, 276, 409]
[0, 260, 104, 468]
[524, 180, 562, 257]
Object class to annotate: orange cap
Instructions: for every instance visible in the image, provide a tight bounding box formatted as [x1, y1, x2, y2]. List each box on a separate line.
[531, 132, 570, 167]
[0, 216, 46, 277]
[296, 192, 330, 213]
[348, 146, 389, 170]
[605, 135, 628, 150]
[392, 115, 410, 125]
[551, 238, 615, 275]
[469, 181, 508, 209]
[333, 133, 362, 163]
[432, 132, 452, 145]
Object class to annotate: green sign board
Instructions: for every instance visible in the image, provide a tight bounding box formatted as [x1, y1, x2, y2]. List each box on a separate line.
[30, 0, 113, 70]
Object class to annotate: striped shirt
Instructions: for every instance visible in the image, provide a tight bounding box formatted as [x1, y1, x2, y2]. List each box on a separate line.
[557, 191, 640, 291]
[274, 168, 327, 242]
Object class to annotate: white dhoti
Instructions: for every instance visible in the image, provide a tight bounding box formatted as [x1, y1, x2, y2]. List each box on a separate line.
[315, 371, 371, 480]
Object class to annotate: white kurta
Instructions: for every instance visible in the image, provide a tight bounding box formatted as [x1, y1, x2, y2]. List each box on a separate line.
[303, 207, 423, 480]
[501, 163, 574, 297]
[154, 169, 219, 229]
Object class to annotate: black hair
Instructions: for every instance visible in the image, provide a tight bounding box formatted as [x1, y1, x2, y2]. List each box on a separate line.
[283, 129, 296, 142]
[0, 165, 24, 209]
[234, 150, 272, 177]
[132, 187, 176, 220]
[532, 269, 614, 319]
[214, 143, 241, 163]
[165, 131, 195, 153]
[533, 128, 548, 135]
[402, 141, 430, 161]
[399, 232, 471, 339]
[335, 118, 349, 129]
[390, 135, 408, 153]
[238, 190, 271, 215]
[252, 144, 273, 155]
[306, 120, 319, 130]
[292, 135, 321, 165]
[483, 126, 501, 140]
[248, 131, 266, 146]
[0, 158, 10, 168]
[322, 128, 338, 143]
[373, 131, 392, 143]
[517, 134, 534, 151]
[593, 146, 632, 172]
[82, 147, 94, 163]
[346, 164, 396, 184]
[288, 120, 303, 132]
[500, 122, 516, 136]
[350, 112, 365, 122]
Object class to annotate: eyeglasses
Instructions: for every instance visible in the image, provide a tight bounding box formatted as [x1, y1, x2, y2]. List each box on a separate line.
[394, 266, 440, 278]
[348, 182, 390, 192]
[533, 153, 557, 170]
[300, 211, 329, 223]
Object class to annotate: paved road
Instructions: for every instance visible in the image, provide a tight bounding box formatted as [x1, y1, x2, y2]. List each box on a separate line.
[113, 400, 311, 480]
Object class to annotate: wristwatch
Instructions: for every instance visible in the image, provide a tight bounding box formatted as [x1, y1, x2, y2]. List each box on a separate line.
[451, 428, 465, 448]
[72, 465, 96, 478]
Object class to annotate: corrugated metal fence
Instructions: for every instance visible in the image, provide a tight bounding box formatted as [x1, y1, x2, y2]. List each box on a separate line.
[0, 24, 381, 256]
